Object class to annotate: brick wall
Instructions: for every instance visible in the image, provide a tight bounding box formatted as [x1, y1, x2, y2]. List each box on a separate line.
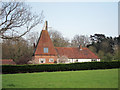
[33, 55, 58, 64]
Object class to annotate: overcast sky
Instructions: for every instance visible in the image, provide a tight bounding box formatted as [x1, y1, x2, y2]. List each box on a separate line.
[27, 2, 118, 40]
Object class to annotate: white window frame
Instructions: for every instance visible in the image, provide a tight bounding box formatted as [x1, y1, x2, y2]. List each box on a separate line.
[49, 58, 54, 62]
[39, 58, 46, 63]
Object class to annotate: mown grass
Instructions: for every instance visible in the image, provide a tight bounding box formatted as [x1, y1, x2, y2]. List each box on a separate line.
[2, 69, 118, 88]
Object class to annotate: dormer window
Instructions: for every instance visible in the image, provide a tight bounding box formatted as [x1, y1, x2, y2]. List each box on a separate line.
[44, 47, 48, 53]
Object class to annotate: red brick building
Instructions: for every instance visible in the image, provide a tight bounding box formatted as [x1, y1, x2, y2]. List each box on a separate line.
[32, 21, 100, 64]
[0, 59, 16, 65]
[32, 21, 58, 64]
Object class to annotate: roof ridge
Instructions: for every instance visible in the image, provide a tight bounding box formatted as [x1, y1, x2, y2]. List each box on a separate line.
[33, 30, 43, 56]
[55, 47, 99, 59]
[55, 47, 87, 49]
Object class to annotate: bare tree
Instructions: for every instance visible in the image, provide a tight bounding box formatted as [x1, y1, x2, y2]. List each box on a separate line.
[71, 34, 90, 47]
[49, 29, 70, 47]
[0, 1, 44, 40]
[2, 38, 34, 64]
[25, 31, 39, 46]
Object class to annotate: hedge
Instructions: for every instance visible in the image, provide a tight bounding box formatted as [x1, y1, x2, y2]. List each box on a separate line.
[2, 61, 120, 74]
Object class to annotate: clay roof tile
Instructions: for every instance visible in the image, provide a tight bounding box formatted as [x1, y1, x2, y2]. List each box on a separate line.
[33, 30, 57, 56]
[55, 47, 99, 59]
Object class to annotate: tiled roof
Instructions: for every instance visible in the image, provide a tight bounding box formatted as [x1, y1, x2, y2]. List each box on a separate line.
[0, 59, 16, 65]
[55, 47, 99, 59]
[33, 21, 99, 59]
[33, 30, 57, 56]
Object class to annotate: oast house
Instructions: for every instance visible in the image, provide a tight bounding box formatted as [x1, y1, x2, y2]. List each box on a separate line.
[32, 21, 100, 64]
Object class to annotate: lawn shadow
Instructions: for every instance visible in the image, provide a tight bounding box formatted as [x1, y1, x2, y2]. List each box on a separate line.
[7, 84, 15, 87]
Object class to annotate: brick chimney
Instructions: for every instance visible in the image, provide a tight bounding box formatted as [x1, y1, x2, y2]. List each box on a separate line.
[79, 45, 82, 50]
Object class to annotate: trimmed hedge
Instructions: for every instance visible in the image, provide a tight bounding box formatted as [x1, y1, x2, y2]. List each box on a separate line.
[2, 62, 120, 74]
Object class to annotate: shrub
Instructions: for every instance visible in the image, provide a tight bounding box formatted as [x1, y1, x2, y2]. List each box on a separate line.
[2, 61, 120, 74]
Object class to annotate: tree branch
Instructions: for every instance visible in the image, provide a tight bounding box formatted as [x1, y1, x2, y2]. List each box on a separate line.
[0, 1, 44, 40]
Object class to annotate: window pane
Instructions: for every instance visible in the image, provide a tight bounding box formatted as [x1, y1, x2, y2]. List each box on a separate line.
[44, 48, 48, 53]
[49, 58, 54, 62]
[39, 58, 45, 63]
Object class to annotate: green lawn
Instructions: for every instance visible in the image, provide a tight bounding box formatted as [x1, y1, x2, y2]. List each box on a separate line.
[2, 69, 118, 88]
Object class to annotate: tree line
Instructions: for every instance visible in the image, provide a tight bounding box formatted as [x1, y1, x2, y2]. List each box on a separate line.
[49, 30, 120, 62]
[2, 30, 120, 64]
[88, 34, 120, 62]
[1, 1, 119, 64]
